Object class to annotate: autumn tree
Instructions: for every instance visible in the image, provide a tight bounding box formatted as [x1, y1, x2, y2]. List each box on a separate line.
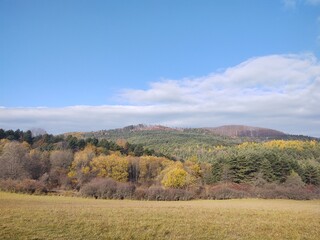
[161, 167, 188, 188]
[139, 156, 161, 183]
[28, 149, 50, 180]
[184, 156, 202, 185]
[68, 145, 96, 187]
[91, 154, 129, 182]
[49, 150, 73, 187]
[0, 141, 30, 179]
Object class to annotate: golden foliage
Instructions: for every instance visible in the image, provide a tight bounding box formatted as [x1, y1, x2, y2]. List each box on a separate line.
[91, 154, 129, 182]
[161, 167, 188, 188]
[68, 145, 97, 183]
[263, 140, 319, 151]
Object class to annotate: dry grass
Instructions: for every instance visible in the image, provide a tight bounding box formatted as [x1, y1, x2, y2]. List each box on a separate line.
[0, 191, 319, 239]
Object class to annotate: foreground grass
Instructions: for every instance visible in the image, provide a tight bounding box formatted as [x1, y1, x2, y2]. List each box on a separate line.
[0, 192, 319, 240]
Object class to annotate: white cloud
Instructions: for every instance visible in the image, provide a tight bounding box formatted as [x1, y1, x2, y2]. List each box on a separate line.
[1, 53, 320, 137]
[122, 53, 319, 108]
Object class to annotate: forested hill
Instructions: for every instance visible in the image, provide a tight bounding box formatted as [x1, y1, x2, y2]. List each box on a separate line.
[78, 124, 318, 162]
[1, 128, 320, 200]
[206, 125, 286, 138]
[77, 124, 241, 161]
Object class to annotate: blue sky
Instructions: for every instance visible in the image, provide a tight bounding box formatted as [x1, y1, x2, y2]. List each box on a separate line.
[1, 0, 320, 136]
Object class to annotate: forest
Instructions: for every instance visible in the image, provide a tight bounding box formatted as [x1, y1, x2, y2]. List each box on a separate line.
[0, 128, 319, 200]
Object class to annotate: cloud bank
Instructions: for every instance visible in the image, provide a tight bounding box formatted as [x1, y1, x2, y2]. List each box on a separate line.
[1, 53, 320, 136]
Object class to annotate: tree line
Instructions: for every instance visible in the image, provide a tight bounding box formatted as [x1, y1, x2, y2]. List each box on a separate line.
[0, 129, 319, 200]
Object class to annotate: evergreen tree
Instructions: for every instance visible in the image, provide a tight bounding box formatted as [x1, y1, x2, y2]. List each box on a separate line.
[303, 165, 320, 185]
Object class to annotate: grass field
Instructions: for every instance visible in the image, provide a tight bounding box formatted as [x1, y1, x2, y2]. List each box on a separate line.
[0, 192, 319, 240]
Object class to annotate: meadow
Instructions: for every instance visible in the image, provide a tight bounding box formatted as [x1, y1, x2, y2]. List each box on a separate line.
[0, 192, 319, 240]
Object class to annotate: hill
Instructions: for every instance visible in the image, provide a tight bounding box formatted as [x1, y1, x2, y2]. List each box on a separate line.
[80, 124, 239, 161]
[206, 125, 286, 138]
[78, 124, 317, 161]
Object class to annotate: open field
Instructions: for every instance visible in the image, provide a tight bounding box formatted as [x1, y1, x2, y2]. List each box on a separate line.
[0, 192, 319, 240]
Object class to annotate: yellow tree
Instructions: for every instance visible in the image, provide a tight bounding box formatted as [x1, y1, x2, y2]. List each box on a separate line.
[161, 167, 188, 188]
[91, 153, 128, 182]
[185, 156, 202, 176]
[159, 161, 190, 188]
[68, 145, 96, 186]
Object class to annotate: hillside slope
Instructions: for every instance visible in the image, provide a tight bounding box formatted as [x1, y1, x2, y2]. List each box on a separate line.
[206, 125, 286, 138]
[81, 125, 239, 160]
[76, 124, 317, 161]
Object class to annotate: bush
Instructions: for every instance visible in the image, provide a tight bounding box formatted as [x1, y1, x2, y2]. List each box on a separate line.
[80, 178, 136, 199]
[0, 179, 47, 194]
[81, 178, 117, 199]
[143, 186, 195, 201]
[19, 179, 48, 194]
[0, 179, 17, 192]
[133, 187, 147, 200]
[115, 182, 136, 199]
[163, 188, 194, 201]
[206, 183, 251, 200]
[146, 186, 166, 200]
[252, 183, 314, 200]
[78, 179, 320, 201]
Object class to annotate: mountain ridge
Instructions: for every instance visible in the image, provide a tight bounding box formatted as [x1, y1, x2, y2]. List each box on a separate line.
[75, 123, 317, 140]
[98, 124, 289, 138]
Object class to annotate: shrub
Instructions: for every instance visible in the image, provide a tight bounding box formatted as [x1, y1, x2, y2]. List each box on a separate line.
[163, 188, 194, 201]
[143, 186, 195, 201]
[206, 183, 250, 200]
[0, 179, 47, 194]
[80, 178, 136, 199]
[81, 178, 117, 199]
[0, 179, 17, 192]
[18, 179, 48, 194]
[146, 186, 166, 200]
[115, 182, 136, 199]
[252, 183, 314, 200]
[133, 187, 147, 200]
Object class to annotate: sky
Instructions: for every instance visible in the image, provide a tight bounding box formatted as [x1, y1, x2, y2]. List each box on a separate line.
[1, 0, 320, 136]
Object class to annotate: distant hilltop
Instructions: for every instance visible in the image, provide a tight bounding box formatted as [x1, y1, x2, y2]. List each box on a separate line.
[205, 125, 286, 138]
[121, 124, 174, 132]
[113, 124, 286, 138]
[68, 123, 317, 142]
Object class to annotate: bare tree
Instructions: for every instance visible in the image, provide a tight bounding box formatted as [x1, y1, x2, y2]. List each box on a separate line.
[50, 150, 73, 169]
[30, 128, 47, 137]
[49, 150, 74, 187]
[0, 141, 30, 179]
